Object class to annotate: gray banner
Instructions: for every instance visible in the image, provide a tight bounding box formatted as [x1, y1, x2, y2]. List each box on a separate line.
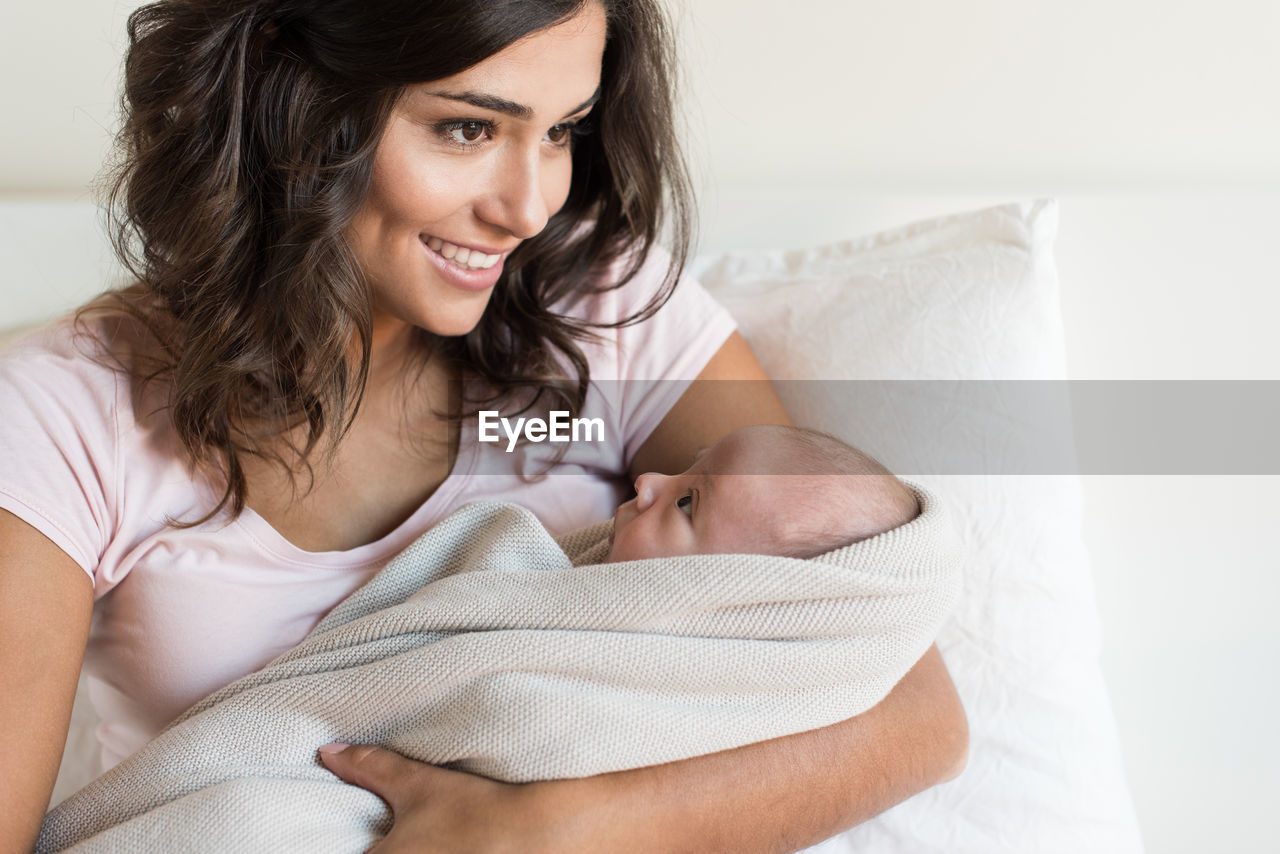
[458, 380, 1280, 475]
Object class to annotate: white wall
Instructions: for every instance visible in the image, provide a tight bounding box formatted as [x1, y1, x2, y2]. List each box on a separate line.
[4, 1, 1278, 194]
[4, 2, 1279, 851]
[0, 2, 137, 195]
[670, 0, 1280, 192]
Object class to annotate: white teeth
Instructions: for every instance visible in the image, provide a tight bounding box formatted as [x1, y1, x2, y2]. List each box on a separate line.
[460, 252, 498, 270]
[424, 236, 502, 270]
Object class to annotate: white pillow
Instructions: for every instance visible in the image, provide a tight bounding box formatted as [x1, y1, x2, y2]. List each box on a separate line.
[691, 200, 1144, 853]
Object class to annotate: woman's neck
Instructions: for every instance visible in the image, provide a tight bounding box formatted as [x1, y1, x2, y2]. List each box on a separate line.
[356, 314, 458, 433]
[363, 314, 418, 385]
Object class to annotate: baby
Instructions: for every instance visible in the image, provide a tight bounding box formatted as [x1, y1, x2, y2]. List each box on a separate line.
[607, 424, 919, 562]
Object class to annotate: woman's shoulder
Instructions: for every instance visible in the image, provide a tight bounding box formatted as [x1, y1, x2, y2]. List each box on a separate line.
[0, 317, 131, 575]
[0, 315, 121, 401]
[552, 238, 677, 321]
[0, 318, 47, 351]
[3, 303, 158, 385]
[0, 306, 174, 453]
[0, 308, 202, 577]
[552, 239, 730, 331]
[551, 240, 736, 381]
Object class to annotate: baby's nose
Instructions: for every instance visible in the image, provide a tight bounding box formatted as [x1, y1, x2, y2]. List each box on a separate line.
[633, 472, 666, 512]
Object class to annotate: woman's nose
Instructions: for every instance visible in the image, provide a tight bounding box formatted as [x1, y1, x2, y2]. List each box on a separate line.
[476, 147, 551, 240]
[633, 472, 669, 512]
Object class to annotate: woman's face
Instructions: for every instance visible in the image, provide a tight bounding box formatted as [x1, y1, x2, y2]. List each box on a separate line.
[347, 2, 607, 341]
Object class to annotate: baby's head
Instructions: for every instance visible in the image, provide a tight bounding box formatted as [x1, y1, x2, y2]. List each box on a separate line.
[607, 425, 919, 563]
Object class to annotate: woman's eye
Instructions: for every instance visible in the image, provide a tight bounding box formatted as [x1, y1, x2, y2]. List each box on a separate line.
[547, 123, 571, 145]
[453, 122, 487, 143]
[439, 120, 492, 146]
[676, 492, 693, 516]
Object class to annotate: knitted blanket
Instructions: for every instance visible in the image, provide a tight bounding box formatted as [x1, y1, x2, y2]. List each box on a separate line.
[38, 487, 960, 853]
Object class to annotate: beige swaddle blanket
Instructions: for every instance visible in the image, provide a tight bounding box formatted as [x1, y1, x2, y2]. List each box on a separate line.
[38, 486, 960, 853]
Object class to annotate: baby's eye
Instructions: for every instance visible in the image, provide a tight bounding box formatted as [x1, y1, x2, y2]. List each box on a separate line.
[676, 492, 693, 516]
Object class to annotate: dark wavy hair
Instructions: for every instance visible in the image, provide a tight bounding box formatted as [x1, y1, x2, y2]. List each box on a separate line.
[88, 0, 694, 522]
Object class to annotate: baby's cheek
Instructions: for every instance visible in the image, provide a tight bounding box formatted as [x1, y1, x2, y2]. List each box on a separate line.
[605, 527, 636, 563]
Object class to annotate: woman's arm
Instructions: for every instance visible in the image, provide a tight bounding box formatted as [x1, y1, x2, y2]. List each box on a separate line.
[322, 332, 968, 853]
[321, 645, 964, 854]
[546, 645, 966, 853]
[0, 509, 94, 854]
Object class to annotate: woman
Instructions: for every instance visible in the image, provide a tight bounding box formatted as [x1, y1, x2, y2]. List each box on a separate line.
[0, 1, 967, 851]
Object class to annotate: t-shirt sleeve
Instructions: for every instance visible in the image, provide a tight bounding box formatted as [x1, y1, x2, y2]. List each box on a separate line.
[0, 326, 119, 581]
[591, 244, 738, 463]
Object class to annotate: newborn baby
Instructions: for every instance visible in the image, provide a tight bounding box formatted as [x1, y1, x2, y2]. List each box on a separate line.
[607, 425, 919, 562]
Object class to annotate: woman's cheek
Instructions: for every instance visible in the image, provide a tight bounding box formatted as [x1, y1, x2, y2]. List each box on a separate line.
[543, 157, 575, 215]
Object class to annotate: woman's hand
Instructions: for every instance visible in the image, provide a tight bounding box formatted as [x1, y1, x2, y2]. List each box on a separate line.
[317, 744, 566, 854]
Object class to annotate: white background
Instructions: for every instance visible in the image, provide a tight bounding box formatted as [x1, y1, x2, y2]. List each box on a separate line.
[4, 2, 1279, 851]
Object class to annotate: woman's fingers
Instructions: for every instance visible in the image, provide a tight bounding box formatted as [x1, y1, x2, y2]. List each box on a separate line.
[316, 744, 557, 854]
[317, 743, 430, 812]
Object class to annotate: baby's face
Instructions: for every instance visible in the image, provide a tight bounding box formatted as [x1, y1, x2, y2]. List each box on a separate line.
[606, 427, 808, 563]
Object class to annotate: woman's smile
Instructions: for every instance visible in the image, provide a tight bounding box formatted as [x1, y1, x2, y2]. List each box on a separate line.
[420, 234, 508, 292]
[421, 235, 509, 271]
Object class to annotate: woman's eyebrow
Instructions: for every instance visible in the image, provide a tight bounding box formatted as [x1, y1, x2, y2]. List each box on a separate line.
[425, 88, 601, 121]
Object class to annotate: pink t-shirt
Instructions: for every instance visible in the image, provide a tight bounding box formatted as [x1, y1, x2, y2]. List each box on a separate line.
[0, 246, 735, 769]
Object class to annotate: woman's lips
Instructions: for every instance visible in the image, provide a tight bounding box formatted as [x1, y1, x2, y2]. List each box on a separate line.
[422, 235, 508, 270]
[420, 236, 505, 292]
